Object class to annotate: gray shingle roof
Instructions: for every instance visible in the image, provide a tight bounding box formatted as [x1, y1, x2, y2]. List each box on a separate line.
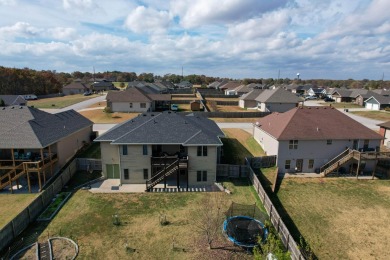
[95, 112, 224, 146]
[365, 94, 390, 104]
[240, 89, 265, 101]
[0, 107, 93, 149]
[255, 88, 302, 103]
[0, 95, 27, 106]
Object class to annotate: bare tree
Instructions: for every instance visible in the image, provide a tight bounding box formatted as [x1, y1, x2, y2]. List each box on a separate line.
[192, 193, 227, 249]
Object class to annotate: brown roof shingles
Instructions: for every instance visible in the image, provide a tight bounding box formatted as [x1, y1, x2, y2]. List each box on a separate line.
[256, 106, 383, 141]
[378, 121, 390, 129]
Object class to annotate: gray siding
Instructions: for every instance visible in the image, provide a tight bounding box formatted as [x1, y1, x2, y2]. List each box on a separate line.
[100, 142, 120, 178]
[253, 125, 279, 156]
[111, 101, 151, 112]
[187, 146, 217, 185]
[120, 145, 152, 184]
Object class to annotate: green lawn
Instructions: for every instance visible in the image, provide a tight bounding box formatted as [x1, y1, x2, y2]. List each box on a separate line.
[77, 142, 101, 159]
[350, 111, 390, 121]
[274, 178, 390, 259]
[0, 193, 38, 228]
[28, 94, 99, 109]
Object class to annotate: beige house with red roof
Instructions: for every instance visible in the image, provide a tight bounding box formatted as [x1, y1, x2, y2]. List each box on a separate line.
[106, 87, 171, 112]
[253, 106, 383, 175]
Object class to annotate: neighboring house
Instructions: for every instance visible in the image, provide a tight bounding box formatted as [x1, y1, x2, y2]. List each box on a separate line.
[106, 87, 171, 112]
[177, 81, 193, 89]
[378, 121, 390, 147]
[239, 89, 265, 108]
[294, 85, 312, 95]
[307, 87, 326, 97]
[62, 81, 90, 95]
[331, 89, 353, 102]
[354, 90, 376, 106]
[255, 88, 302, 112]
[253, 106, 383, 175]
[91, 80, 116, 92]
[364, 94, 390, 110]
[0, 95, 27, 106]
[94, 112, 224, 190]
[0, 107, 93, 193]
[219, 82, 242, 95]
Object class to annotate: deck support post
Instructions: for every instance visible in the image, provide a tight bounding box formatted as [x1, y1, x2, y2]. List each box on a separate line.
[356, 152, 361, 179]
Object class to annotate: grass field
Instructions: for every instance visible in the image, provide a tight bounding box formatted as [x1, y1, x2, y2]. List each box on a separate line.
[28, 94, 99, 109]
[275, 178, 390, 259]
[221, 128, 265, 164]
[0, 193, 38, 228]
[217, 106, 250, 112]
[79, 109, 139, 123]
[29, 178, 260, 259]
[350, 111, 390, 121]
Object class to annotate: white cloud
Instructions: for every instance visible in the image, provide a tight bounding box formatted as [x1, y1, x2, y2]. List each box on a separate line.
[47, 27, 77, 40]
[0, 0, 15, 5]
[170, 0, 289, 28]
[62, 0, 94, 10]
[228, 10, 290, 39]
[0, 22, 42, 39]
[124, 6, 171, 34]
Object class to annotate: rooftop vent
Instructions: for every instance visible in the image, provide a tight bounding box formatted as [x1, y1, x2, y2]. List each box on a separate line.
[19, 106, 23, 109]
[2, 107, 5, 110]
[11, 106, 14, 109]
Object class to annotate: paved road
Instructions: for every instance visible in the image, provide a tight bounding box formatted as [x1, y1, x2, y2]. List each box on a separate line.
[41, 94, 106, 114]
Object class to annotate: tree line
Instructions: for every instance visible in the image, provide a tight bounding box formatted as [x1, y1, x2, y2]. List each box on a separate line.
[0, 66, 388, 95]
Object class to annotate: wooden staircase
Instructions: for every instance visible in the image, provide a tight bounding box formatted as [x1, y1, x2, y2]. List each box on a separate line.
[320, 149, 359, 176]
[146, 159, 179, 192]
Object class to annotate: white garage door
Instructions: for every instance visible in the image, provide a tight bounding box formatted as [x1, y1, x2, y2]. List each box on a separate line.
[372, 103, 379, 110]
[366, 103, 373, 109]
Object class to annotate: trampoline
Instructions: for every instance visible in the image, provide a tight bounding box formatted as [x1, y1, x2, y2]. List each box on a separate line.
[223, 215, 268, 247]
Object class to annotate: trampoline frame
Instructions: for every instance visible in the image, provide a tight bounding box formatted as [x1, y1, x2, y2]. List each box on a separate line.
[223, 215, 268, 248]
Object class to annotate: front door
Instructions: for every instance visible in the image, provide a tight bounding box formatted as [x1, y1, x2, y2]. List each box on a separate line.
[296, 159, 303, 172]
[353, 140, 358, 150]
[106, 164, 120, 179]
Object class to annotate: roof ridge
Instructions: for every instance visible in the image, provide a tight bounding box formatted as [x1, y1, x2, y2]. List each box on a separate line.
[276, 108, 299, 138]
[183, 130, 202, 144]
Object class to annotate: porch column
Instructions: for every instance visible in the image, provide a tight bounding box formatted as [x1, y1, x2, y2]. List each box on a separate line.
[26, 164, 31, 193]
[11, 148, 15, 167]
[38, 172, 42, 191]
[372, 153, 378, 180]
[186, 168, 189, 191]
[356, 152, 361, 179]
[43, 169, 46, 185]
[48, 146, 53, 177]
[164, 159, 166, 190]
[177, 160, 180, 191]
[8, 172, 13, 194]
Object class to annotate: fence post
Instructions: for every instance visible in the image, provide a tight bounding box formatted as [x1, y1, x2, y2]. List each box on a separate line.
[269, 204, 273, 219]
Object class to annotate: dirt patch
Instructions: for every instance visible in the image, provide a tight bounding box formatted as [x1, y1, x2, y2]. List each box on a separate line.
[51, 238, 77, 259]
[78, 110, 139, 123]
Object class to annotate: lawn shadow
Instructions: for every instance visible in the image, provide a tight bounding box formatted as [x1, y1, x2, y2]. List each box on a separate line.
[221, 137, 253, 165]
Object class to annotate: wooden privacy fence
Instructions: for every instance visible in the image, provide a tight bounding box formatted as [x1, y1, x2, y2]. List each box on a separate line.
[202, 100, 239, 106]
[0, 160, 77, 254]
[245, 158, 304, 260]
[76, 158, 102, 171]
[217, 164, 248, 178]
[248, 156, 277, 168]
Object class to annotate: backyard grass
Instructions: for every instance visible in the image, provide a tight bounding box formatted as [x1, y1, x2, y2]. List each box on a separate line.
[30, 178, 260, 259]
[78, 109, 139, 123]
[274, 178, 390, 259]
[0, 193, 38, 228]
[177, 104, 192, 112]
[217, 106, 250, 112]
[171, 96, 199, 101]
[85, 101, 106, 108]
[77, 142, 101, 159]
[221, 128, 265, 164]
[350, 111, 390, 121]
[28, 94, 99, 109]
[205, 97, 239, 102]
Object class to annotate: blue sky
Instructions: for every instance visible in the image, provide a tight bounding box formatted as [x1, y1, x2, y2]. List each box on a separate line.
[0, 0, 389, 80]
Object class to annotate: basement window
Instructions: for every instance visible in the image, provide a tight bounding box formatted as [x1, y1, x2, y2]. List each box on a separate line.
[285, 160, 291, 170]
[327, 140, 332, 145]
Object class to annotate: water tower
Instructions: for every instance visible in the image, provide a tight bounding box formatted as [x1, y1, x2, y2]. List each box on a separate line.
[296, 73, 300, 80]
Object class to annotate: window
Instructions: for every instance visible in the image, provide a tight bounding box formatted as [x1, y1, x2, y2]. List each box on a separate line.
[202, 171, 207, 181]
[122, 145, 128, 155]
[140, 103, 146, 108]
[327, 140, 332, 145]
[363, 139, 369, 149]
[285, 160, 291, 170]
[129, 103, 133, 108]
[197, 171, 207, 182]
[143, 145, 148, 155]
[143, 169, 148, 180]
[124, 169, 129, 179]
[289, 140, 298, 149]
[197, 146, 208, 156]
[308, 159, 314, 169]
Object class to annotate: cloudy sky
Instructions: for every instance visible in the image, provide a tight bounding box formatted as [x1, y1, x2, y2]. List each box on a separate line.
[0, 0, 389, 80]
